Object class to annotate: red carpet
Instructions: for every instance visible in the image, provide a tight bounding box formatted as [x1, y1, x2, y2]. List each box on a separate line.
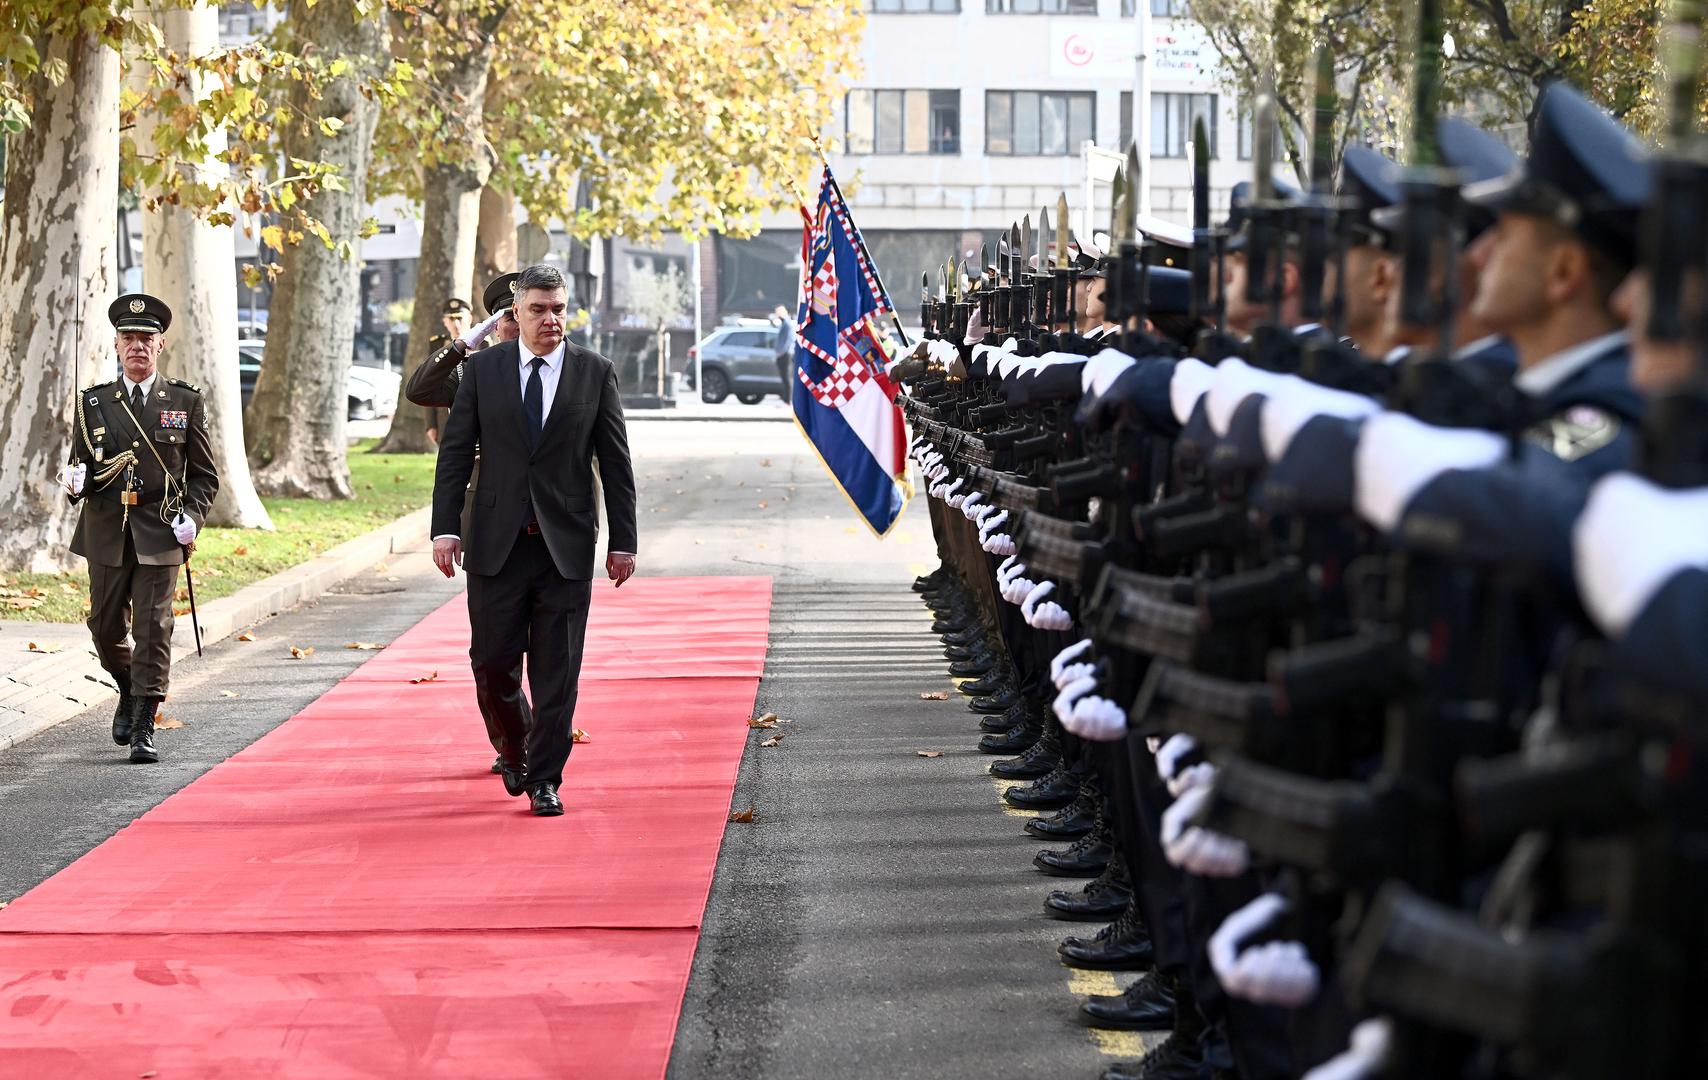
[0, 575, 773, 1078]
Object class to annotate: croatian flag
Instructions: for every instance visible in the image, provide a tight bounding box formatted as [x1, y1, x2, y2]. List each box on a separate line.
[791, 166, 909, 536]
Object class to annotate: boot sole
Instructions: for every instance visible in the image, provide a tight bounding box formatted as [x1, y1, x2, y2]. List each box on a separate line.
[1033, 859, 1110, 878]
[1078, 1010, 1176, 1032]
[1024, 821, 1094, 839]
[1057, 954, 1156, 972]
[129, 750, 159, 764]
[1044, 903, 1130, 922]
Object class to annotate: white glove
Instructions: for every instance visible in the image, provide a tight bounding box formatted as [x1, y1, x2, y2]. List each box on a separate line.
[1055, 661, 1096, 690]
[1155, 734, 1199, 784]
[460, 310, 504, 350]
[1169, 761, 1217, 799]
[1053, 673, 1099, 724]
[1068, 695, 1128, 741]
[1050, 639, 1095, 682]
[1209, 893, 1320, 1007]
[927, 338, 960, 367]
[64, 462, 87, 497]
[961, 491, 985, 519]
[983, 533, 1017, 556]
[1022, 580, 1074, 630]
[172, 513, 198, 546]
[943, 478, 964, 507]
[1162, 782, 1250, 877]
[1301, 1019, 1394, 1080]
[1001, 574, 1036, 605]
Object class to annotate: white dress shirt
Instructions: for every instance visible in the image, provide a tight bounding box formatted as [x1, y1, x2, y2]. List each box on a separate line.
[122, 371, 158, 406]
[1514, 330, 1628, 397]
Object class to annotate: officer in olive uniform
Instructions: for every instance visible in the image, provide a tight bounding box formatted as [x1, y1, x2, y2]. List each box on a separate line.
[407, 274, 521, 422]
[65, 294, 220, 763]
[421, 296, 472, 444]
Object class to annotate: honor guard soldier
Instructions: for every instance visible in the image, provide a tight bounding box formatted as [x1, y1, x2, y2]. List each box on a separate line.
[420, 296, 472, 444]
[65, 294, 220, 763]
[407, 273, 522, 423]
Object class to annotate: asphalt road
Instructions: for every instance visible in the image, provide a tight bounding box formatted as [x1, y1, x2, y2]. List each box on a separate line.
[0, 420, 1138, 1079]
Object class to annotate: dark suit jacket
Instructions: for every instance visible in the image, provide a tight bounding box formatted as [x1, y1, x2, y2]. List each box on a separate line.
[70, 378, 220, 567]
[431, 339, 637, 579]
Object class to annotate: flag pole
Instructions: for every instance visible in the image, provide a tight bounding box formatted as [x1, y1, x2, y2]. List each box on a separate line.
[809, 136, 913, 348]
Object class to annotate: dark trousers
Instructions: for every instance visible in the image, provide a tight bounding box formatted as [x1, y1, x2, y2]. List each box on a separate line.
[87, 533, 180, 699]
[466, 530, 592, 787]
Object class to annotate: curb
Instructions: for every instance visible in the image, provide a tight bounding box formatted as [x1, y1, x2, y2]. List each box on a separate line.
[0, 505, 432, 752]
[626, 413, 795, 423]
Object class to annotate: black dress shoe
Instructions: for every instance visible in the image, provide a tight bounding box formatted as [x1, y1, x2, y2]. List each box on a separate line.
[930, 617, 969, 635]
[989, 734, 1058, 780]
[500, 761, 527, 797]
[490, 755, 504, 774]
[1081, 971, 1177, 1031]
[940, 628, 981, 646]
[1003, 764, 1077, 808]
[1025, 784, 1096, 838]
[1100, 1031, 1203, 1080]
[529, 783, 564, 816]
[1058, 901, 1154, 970]
[911, 572, 943, 592]
[977, 719, 1039, 754]
[958, 672, 1010, 697]
[942, 643, 978, 662]
[111, 672, 135, 745]
[978, 701, 1029, 733]
[1033, 830, 1112, 877]
[1046, 854, 1132, 921]
[969, 687, 1021, 714]
[128, 698, 159, 765]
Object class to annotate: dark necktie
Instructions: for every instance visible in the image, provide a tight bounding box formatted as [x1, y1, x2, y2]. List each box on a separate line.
[131, 385, 146, 414]
[524, 356, 543, 449]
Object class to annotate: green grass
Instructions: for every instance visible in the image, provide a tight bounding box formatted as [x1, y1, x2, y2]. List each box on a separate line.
[2, 440, 437, 624]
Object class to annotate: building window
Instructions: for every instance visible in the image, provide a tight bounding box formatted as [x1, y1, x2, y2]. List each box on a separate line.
[986, 0, 1097, 13]
[1120, 90, 1131, 149]
[1236, 106, 1284, 161]
[1150, 0, 1191, 14]
[846, 89, 960, 155]
[986, 91, 1095, 156]
[869, 0, 960, 10]
[1151, 92, 1216, 158]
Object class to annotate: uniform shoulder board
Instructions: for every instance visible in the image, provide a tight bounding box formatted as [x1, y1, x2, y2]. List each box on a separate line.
[1523, 405, 1621, 462]
[166, 377, 203, 394]
[80, 380, 115, 395]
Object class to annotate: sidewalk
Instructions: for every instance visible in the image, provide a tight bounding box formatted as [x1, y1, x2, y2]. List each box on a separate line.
[0, 506, 431, 752]
[626, 388, 796, 422]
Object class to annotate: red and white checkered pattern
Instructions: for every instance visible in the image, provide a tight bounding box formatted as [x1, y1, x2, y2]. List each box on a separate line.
[799, 334, 877, 408]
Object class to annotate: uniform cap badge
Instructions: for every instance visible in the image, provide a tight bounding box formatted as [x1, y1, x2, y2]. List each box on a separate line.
[129, 299, 145, 313]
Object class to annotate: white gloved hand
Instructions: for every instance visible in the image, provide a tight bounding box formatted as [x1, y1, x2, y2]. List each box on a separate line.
[979, 508, 1009, 540]
[927, 338, 960, 367]
[1301, 1019, 1394, 1080]
[1002, 574, 1036, 605]
[1053, 673, 1099, 724]
[1155, 734, 1200, 783]
[943, 478, 964, 507]
[1146, 736, 1162, 754]
[1169, 761, 1217, 799]
[1069, 695, 1128, 740]
[172, 513, 198, 546]
[64, 462, 87, 497]
[1055, 661, 1096, 690]
[1050, 638, 1094, 682]
[961, 491, 985, 519]
[1031, 600, 1073, 630]
[971, 504, 999, 528]
[1208, 893, 1320, 1007]
[1161, 782, 1249, 877]
[983, 533, 1017, 556]
[459, 310, 504, 350]
[1020, 580, 1057, 624]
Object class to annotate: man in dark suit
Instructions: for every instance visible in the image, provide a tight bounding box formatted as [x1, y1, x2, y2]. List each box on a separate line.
[430, 263, 638, 817]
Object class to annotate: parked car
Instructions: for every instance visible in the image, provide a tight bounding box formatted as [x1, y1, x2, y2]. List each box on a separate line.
[687, 320, 789, 404]
[238, 339, 402, 421]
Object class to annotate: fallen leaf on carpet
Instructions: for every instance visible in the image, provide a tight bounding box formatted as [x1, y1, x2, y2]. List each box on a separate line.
[142, 1071, 158, 1078]
[288, 646, 315, 660]
[344, 642, 386, 651]
[219, 690, 239, 698]
[410, 671, 439, 684]
[748, 713, 778, 728]
[232, 546, 248, 556]
[25, 642, 62, 654]
[236, 632, 256, 642]
[155, 717, 185, 730]
[728, 807, 755, 823]
[919, 690, 950, 700]
[572, 728, 590, 743]
[759, 734, 784, 748]
[916, 751, 943, 758]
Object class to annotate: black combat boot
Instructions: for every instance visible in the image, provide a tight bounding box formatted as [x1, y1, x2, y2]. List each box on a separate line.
[1003, 763, 1079, 809]
[958, 670, 1010, 697]
[129, 697, 160, 764]
[1025, 778, 1097, 838]
[1058, 897, 1154, 970]
[968, 686, 1021, 714]
[989, 725, 1059, 780]
[111, 669, 136, 745]
[1080, 970, 1178, 1031]
[1033, 816, 1112, 876]
[1100, 985, 1205, 1079]
[978, 710, 1041, 753]
[1045, 852, 1132, 921]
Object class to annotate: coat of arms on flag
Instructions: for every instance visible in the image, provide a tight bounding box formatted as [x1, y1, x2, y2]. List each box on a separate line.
[787, 166, 911, 536]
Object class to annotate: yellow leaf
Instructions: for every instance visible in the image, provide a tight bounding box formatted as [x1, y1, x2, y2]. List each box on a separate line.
[759, 734, 783, 748]
[747, 714, 778, 728]
[728, 807, 755, 823]
[288, 645, 315, 660]
[232, 546, 249, 556]
[919, 691, 949, 700]
[344, 642, 386, 650]
[572, 728, 590, 743]
[219, 690, 239, 698]
[155, 717, 186, 730]
[410, 671, 439, 684]
[26, 642, 62, 654]
[916, 750, 943, 758]
[236, 631, 256, 642]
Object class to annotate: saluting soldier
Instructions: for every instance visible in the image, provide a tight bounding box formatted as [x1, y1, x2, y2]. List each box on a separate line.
[421, 296, 472, 445]
[64, 294, 220, 763]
